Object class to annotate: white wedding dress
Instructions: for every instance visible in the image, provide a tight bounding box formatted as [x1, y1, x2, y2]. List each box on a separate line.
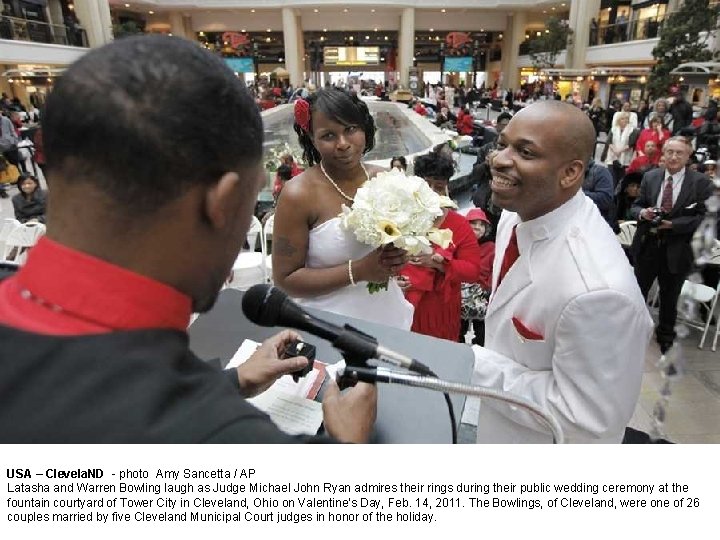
[295, 217, 414, 330]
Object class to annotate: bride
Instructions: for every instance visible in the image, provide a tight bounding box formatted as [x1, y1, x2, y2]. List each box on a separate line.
[272, 88, 414, 330]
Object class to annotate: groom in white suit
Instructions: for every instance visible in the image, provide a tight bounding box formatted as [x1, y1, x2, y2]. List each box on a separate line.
[472, 101, 653, 443]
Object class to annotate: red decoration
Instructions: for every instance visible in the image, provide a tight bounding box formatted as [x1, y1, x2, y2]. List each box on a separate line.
[294, 99, 311, 133]
[222, 31, 249, 49]
[511, 317, 544, 341]
[445, 31, 472, 51]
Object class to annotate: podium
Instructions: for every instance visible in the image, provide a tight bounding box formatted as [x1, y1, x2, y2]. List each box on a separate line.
[188, 288, 475, 443]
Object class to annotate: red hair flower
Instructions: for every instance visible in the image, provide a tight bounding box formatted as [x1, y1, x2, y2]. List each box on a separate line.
[294, 98, 311, 133]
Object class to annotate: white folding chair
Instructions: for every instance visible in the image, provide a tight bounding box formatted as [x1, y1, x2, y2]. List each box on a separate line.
[1, 218, 20, 244]
[693, 248, 720, 351]
[678, 280, 720, 350]
[1, 222, 46, 265]
[262, 213, 275, 283]
[227, 216, 267, 290]
[616, 220, 637, 248]
[0, 218, 21, 266]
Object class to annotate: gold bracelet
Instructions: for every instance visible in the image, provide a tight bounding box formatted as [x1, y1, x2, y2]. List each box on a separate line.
[348, 259, 356, 286]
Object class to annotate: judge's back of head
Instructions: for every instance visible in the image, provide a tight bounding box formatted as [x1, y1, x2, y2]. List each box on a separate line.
[43, 35, 263, 215]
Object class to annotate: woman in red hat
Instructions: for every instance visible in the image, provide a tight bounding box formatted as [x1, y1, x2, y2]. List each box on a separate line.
[459, 208, 495, 345]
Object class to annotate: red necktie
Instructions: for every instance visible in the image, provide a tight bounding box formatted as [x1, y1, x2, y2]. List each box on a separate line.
[660, 176, 674, 213]
[497, 225, 519, 288]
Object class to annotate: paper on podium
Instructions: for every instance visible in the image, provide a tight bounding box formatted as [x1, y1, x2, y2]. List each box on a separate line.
[225, 339, 326, 435]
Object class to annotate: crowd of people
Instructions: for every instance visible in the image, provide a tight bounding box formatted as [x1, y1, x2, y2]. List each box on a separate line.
[1, 95, 46, 221]
[470, 92, 716, 356]
[1, 34, 715, 445]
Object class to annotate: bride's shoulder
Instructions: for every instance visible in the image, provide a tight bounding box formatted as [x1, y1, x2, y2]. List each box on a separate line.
[277, 166, 323, 208]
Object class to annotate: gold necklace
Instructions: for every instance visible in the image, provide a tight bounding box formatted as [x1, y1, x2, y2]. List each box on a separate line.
[319, 161, 369, 202]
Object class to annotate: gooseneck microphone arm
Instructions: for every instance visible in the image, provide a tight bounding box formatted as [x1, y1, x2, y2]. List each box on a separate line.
[241, 284, 434, 375]
[340, 366, 565, 444]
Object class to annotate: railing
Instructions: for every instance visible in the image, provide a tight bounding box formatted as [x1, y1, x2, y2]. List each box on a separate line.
[0, 15, 88, 47]
[589, 17, 664, 47]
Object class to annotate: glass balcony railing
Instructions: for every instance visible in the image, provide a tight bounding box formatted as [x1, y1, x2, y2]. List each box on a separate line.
[588, 17, 664, 47]
[0, 15, 88, 47]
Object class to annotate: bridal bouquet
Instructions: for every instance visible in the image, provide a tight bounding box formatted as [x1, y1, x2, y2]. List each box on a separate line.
[340, 168, 453, 293]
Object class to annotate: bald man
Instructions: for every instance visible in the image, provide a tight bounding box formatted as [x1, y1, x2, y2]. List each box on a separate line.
[471, 101, 653, 443]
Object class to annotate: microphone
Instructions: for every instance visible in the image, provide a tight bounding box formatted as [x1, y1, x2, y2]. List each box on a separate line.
[241, 284, 433, 375]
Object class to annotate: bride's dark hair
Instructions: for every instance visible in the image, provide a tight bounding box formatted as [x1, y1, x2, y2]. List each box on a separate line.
[294, 88, 376, 167]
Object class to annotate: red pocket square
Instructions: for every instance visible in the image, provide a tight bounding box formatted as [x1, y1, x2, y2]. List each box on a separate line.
[512, 317, 544, 341]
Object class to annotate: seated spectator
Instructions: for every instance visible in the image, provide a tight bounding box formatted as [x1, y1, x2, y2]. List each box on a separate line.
[581, 159, 614, 226]
[644, 98, 674, 133]
[0, 154, 20, 198]
[273, 164, 293, 201]
[12, 174, 46, 223]
[635, 116, 670, 155]
[390, 156, 407, 172]
[615, 173, 643, 223]
[456, 107, 475, 136]
[412, 99, 428, 116]
[281, 153, 303, 177]
[434, 107, 451, 127]
[627, 140, 661, 174]
[702, 159, 718, 180]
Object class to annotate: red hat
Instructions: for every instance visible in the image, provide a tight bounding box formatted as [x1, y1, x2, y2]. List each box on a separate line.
[466, 208, 490, 224]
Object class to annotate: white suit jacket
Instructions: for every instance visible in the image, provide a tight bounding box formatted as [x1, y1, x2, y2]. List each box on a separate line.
[472, 191, 653, 443]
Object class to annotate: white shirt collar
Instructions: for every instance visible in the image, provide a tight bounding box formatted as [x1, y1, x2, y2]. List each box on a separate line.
[665, 168, 685, 183]
[511, 190, 585, 251]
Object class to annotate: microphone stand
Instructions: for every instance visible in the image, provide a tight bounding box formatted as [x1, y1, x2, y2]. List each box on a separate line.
[339, 366, 565, 444]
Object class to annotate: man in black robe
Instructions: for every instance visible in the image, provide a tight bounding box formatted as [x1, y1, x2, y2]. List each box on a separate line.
[0, 36, 376, 443]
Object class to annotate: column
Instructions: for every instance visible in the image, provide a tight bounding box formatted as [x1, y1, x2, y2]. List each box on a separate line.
[169, 12, 188, 39]
[97, 0, 113, 44]
[296, 14, 306, 85]
[282, 7, 303, 88]
[398, 7, 415, 88]
[74, 0, 109, 48]
[501, 11, 526, 91]
[566, 0, 600, 70]
[182, 16, 194, 40]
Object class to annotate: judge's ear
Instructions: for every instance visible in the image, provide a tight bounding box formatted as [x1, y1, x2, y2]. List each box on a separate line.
[560, 159, 586, 190]
[204, 172, 242, 231]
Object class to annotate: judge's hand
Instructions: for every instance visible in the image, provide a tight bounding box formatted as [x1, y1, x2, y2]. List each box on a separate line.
[322, 379, 377, 443]
[236, 330, 309, 398]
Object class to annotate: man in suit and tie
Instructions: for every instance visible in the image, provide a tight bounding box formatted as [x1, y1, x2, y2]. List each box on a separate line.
[631, 137, 714, 352]
[471, 100, 653, 443]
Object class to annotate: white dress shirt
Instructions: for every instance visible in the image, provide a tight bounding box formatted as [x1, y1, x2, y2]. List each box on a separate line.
[655, 168, 685, 208]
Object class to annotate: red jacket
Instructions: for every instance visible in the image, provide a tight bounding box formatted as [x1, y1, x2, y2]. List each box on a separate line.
[458, 113, 475, 136]
[635, 127, 670, 154]
[400, 211, 486, 341]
